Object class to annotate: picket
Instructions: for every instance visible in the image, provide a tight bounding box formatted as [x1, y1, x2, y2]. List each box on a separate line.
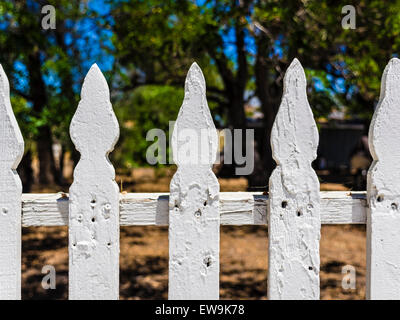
[168, 63, 220, 300]
[68, 64, 120, 299]
[268, 58, 321, 300]
[0, 64, 24, 300]
[367, 57, 400, 299]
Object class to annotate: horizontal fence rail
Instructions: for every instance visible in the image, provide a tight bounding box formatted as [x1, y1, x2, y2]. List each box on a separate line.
[1, 57, 400, 300]
[21, 191, 367, 227]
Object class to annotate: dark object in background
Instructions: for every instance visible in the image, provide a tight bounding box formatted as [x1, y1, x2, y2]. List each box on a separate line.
[17, 150, 33, 193]
[349, 135, 372, 190]
[317, 122, 365, 170]
[316, 120, 372, 190]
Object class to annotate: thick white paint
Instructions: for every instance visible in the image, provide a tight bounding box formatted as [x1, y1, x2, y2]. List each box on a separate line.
[0, 64, 24, 300]
[268, 59, 320, 300]
[21, 191, 367, 227]
[367, 58, 400, 299]
[168, 63, 220, 300]
[69, 64, 120, 300]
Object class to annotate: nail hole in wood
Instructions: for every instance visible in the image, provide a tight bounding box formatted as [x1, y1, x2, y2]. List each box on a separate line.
[308, 266, 313, 271]
[377, 195, 384, 202]
[392, 203, 398, 210]
[204, 256, 212, 267]
[281, 201, 288, 208]
[297, 210, 302, 217]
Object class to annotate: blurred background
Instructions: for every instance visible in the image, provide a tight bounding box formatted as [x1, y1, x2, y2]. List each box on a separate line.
[1, 0, 396, 299]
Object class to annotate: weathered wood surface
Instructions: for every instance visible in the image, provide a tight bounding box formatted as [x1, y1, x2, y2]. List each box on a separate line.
[68, 64, 120, 300]
[367, 57, 400, 299]
[21, 191, 367, 227]
[168, 63, 220, 300]
[0, 64, 24, 300]
[268, 59, 321, 300]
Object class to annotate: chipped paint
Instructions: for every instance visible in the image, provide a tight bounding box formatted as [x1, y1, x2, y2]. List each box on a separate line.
[367, 58, 400, 299]
[268, 58, 320, 300]
[0, 64, 24, 300]
[69, 64, 120, 300]
[168, 63, 220, 300]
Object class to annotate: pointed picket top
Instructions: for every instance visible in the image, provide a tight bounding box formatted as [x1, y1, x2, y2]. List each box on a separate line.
[69, 64, 120, 300]
[271, 58, 319, 166]
[70, 63, 119, 158]
[169, 63, 220, 299]
[367, 57, 400, 299]
[0, 64, 24, 299]
[171, 62, 218, 167]
[268, 58, 320, 300]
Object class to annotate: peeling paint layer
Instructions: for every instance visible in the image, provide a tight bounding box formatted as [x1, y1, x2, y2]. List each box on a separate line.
[367, 58, 400, 299]
[69, 64, 120, 300]
[168, 63, 220, 300]
[0, 64, 24, 300]
[268, 58, 320, 300]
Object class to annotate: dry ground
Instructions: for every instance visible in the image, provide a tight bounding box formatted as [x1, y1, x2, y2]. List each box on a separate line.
[22, 168, 365, 300]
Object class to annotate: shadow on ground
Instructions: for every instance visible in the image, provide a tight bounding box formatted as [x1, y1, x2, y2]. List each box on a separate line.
[21, 225, 365, 300]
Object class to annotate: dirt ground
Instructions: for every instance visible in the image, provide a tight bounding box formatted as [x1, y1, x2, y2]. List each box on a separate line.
[22, 168, 366, 300]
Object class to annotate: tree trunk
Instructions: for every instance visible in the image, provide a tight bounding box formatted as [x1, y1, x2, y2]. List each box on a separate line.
[254, 37, 285, 188]
[213, 18, 250, 182]
[54, 20, 81, 183]
[27, 50, 57, 185]
[17, 150, 33, 193]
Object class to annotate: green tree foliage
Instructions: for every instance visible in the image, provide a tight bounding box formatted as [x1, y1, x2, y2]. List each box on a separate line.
[113, 85, 182, 168]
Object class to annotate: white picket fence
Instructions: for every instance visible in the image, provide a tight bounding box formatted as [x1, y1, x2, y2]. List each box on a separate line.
[0, 57, 399, 300]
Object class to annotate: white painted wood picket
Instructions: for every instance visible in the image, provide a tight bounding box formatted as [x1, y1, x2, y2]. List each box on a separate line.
[169, 63, 220, 299]
[68, 64, 120, 299]
[367, 57, 400, 299]
[0, 65, 24, 300]
[0, 57, 399, 300]
[268, 59, 320, 299]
